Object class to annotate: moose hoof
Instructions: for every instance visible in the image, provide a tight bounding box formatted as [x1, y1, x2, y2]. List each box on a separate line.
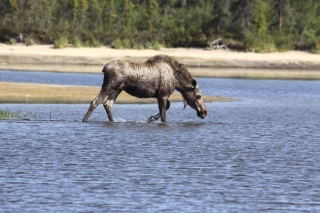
[147, 113, 160, 122]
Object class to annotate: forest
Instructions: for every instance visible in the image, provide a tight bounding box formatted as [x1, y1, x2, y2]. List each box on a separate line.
[0, 0, 319, 52]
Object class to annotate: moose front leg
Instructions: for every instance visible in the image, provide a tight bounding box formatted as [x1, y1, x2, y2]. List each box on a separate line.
[148, 99, 170, 122]
[158, 97, 169, 122]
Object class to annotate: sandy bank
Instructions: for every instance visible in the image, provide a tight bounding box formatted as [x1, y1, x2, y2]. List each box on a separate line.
[0, 82, 231, 104]
[1, 64, 320, 79]
[1, 44, 320, 69]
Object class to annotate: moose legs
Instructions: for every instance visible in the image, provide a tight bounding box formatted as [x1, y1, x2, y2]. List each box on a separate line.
[148, 98, 170, 122]
[82, 89, 121, 122]
[82, 91, 108, 122]
[83, 91, 169, 122]
[158, 97, 170, 122]
[103, 90, 122, 122]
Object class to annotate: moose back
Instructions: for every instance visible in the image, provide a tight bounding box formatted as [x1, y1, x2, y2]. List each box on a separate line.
[82, 54, 207, 122]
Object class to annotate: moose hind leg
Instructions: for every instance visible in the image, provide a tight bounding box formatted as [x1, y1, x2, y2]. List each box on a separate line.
[103, 90, 122, 122]
[82, 92, 108, 122]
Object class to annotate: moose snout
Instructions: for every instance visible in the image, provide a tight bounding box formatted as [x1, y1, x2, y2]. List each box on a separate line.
[197, 109, 207, 119]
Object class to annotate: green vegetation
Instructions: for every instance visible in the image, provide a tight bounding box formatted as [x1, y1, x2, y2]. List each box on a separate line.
[111, 39, 123, 49]
[0, 109, 20, 119]
[122, 38, 132, 49]
[0, 0, 319, 52]
[9, 38, 16, 45]
[151, 40, 161, 50]
[25, 37, 35, 46]
[53, 37, 68, 49]
[72, 37, 82, 48]
[0, 109, 41, 120]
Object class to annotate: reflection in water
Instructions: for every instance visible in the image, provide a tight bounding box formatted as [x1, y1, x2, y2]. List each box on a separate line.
[1, 78, 320, 212]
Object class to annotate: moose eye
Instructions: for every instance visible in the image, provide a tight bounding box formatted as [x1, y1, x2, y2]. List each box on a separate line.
[196, 95, 201, 99]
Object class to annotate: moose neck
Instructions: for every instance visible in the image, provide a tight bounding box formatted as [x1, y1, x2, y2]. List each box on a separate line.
[173, 69, 193, 92]
[174, 82, 185, 93]
[174, 77, 192, 102]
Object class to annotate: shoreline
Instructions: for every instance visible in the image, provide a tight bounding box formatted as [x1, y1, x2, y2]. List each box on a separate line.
[1, 44, 320, 70]
[0, 82, 232, 104]
[1, 45, 318, 104]
[1, 64, 320, 80]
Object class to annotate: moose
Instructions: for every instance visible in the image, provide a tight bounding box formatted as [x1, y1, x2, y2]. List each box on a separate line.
[82, 54, 207, 122]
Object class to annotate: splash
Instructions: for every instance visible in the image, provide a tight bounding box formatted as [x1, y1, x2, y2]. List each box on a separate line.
[114, 117, 126, 122]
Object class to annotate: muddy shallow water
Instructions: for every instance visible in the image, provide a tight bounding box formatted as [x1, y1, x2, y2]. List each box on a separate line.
[1, 76, 320, 212]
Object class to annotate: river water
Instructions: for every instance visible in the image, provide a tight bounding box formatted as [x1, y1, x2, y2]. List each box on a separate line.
[1, 70, 320, 212]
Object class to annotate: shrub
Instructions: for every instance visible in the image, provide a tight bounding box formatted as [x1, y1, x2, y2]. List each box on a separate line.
[122, 38, 132, 49]
[9, 38, 16, 45]
[260, 41, 277, 53]
[244, 33, 276, 53]
[25, 37, 35, 46]
[82, 40, 90, 47]
[151, 40, 161, 50]
[89, 37, 101, 47]
[243, 33, 259, 51]
[273, 34, 294, 52]
[72, 37, 81, 48]
[222, 38, 245, 51]
[133, 44, 145, 50]
[111, 38, 123, 49]
[316, 40, 320, 53]
[53, 37, 68, 49]
[144, 42, 152, 49]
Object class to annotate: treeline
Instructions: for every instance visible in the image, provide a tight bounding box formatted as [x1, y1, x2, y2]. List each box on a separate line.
[0, 0, 319, 52]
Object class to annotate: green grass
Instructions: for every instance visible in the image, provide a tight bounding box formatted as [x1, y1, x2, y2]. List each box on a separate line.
[151, 40, 161, 50]
[111, 38, 123, 49]
[0, 109, 41, 120]
[9, 38, 17, 45]
[122, 38, 132, 49]
[72, 37, 81, 48]
[81, 38, 102, 47]
[0, 109, 20, 119]
[54, 37, 68, 49]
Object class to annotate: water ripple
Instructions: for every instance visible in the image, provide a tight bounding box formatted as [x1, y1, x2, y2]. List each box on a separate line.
[1, 79, 320, 212]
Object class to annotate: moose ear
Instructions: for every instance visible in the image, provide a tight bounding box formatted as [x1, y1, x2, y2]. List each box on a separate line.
[192, 79, 197, 88]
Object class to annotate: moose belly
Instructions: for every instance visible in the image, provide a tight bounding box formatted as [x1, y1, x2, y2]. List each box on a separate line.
[125, 86, 156, 98]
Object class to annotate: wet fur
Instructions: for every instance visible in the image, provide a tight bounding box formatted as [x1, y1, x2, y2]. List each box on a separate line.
[83, 54, 207, 122]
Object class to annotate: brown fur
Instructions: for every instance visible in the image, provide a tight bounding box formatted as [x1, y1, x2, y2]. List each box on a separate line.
[83, 54, 207, 122]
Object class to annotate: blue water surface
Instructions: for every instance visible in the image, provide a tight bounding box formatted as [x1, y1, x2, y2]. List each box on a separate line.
[1, 70, 320, 212]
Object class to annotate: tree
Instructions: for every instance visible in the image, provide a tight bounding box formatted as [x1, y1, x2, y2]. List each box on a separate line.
[229, 0, 258, 39]
[255, 0, 267, 38]
[290, 0, 320, 50]
[0, 0, 318, 51]
[211, 0, 230, 35]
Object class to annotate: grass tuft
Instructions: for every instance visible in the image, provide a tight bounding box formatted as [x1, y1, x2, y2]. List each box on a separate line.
[122, 38, 132, 49]
[0, 109, 42, 120]
[151, 40, 161, 50]
[72, 37, 81, 48]
[111, 38, 123, 49]
[0, 109, 20, 119]
[54, 37, 68, 49]
[9, 38, 17, 45]
[25, 37, 35, 46]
